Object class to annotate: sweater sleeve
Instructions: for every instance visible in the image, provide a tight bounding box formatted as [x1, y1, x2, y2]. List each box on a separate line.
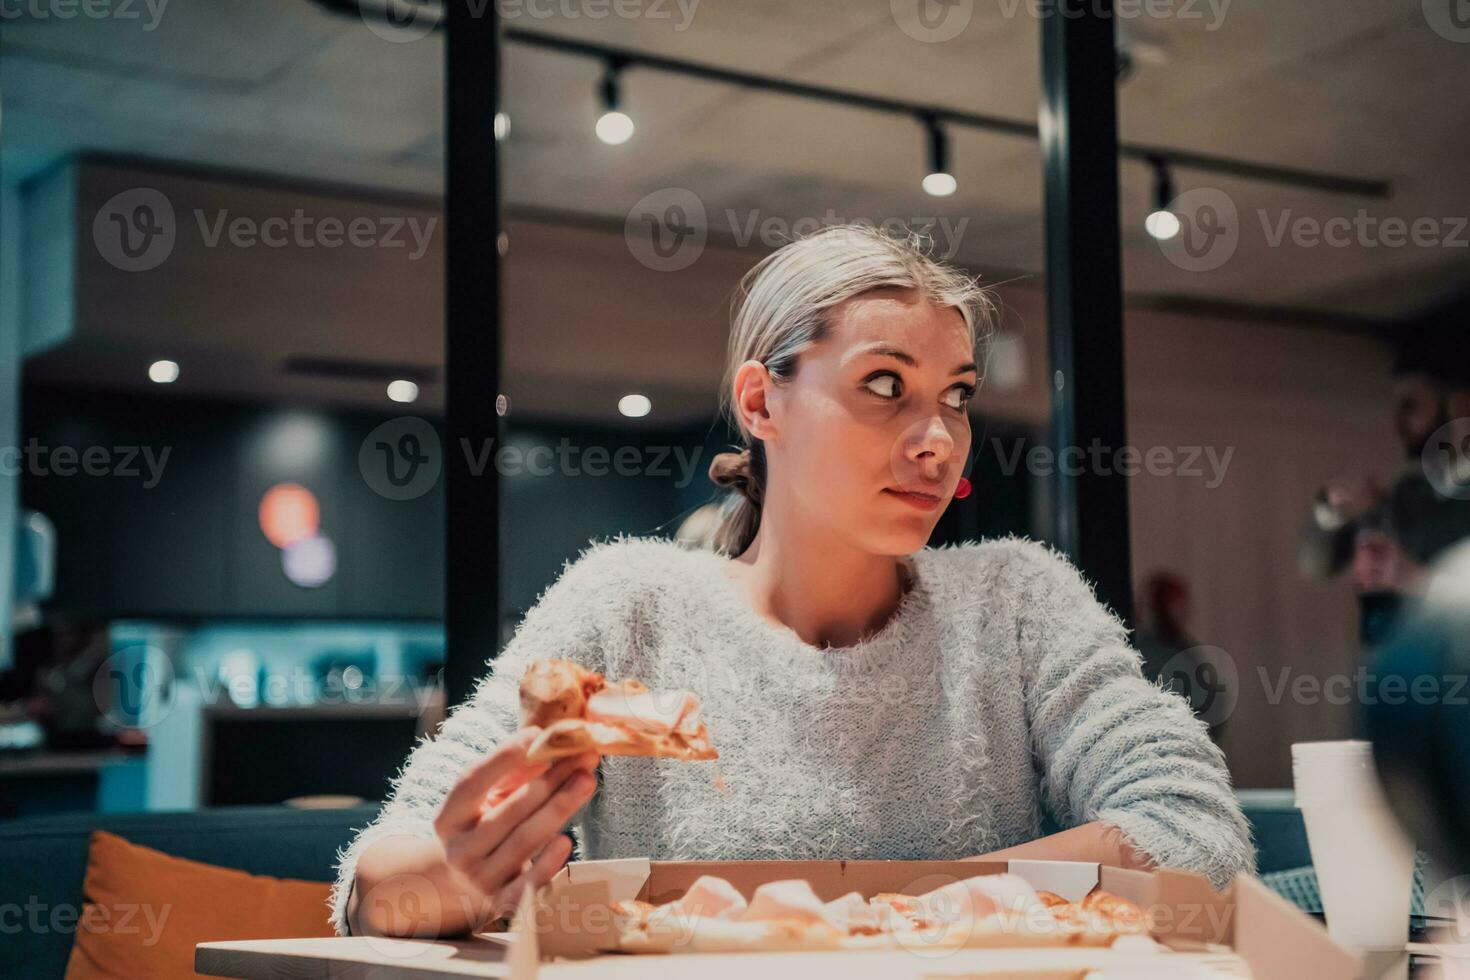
[1013, 540, 1256, 890]
[326, 541, 624, 937]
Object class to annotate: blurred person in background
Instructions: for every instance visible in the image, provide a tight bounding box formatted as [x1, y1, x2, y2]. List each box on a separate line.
[1135, 570, 1197, 684]
[1135, 571, 1228, 741]
[1300, 316, 1470, 647]
[0, 617, 113, 750]
[674, 501, 722, 550]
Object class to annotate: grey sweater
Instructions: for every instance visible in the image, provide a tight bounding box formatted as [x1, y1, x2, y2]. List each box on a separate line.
[328, 534, 1255, 936]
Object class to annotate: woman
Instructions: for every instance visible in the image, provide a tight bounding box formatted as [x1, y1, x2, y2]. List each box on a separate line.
[332, 225, 1254, 939]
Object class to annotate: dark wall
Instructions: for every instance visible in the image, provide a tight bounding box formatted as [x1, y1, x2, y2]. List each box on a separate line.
[21, 388, 445, 619]
[21, 388, 1034, 623]
[20, 387, 730, 623]
[497, 417, 731, 621]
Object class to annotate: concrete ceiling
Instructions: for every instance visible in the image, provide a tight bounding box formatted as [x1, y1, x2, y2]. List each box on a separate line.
[2, 0, 1467, 417]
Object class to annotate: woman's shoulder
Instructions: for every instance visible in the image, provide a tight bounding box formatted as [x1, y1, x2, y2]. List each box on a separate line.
[918, 535, 1101, 607]
[540, 533, 707, 608]
[921, 534, 1078, 581]
[502, 535, 703, 671]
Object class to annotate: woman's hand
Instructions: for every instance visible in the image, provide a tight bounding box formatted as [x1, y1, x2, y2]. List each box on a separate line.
[963, 822, 1157, 873]
[350, 726, 599, 938]
[435, 726, 601, 922]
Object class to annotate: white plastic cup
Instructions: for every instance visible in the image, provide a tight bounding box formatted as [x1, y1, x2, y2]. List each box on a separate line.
[1292, 740, 1417, 951]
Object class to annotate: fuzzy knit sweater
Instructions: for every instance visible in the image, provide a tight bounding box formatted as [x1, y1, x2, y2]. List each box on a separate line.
[328, 534, 1255, 935]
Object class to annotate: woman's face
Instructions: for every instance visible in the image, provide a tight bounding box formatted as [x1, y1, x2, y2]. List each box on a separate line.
[754, 287, 978, 555]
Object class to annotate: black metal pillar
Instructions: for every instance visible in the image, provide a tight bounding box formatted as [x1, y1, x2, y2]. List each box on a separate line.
[1038, 0, 1134, 626]
[445, 1, 503, 707]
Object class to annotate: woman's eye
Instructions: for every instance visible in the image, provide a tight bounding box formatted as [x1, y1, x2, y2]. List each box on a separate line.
[864, 374, 901, 399]
[944, 385, 975, 410]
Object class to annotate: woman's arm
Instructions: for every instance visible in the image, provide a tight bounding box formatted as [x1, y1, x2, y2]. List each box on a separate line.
[965, 821, 1156, 870]
[348, 835, 471, 938]
[328, 542, 627, 937]
[1011, 541, 1256, 889]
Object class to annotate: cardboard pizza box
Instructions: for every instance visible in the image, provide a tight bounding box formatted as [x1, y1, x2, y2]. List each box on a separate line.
[505, 858, 1365, 979]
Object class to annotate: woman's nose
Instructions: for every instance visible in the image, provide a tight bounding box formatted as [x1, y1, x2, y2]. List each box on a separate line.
[908, 415, 955, 462]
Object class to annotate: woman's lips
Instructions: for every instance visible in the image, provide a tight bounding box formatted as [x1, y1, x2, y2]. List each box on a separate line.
[883, 487, 944, 511]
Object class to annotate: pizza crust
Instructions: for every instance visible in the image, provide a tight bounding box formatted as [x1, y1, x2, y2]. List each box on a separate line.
[525, 717, 719, 763]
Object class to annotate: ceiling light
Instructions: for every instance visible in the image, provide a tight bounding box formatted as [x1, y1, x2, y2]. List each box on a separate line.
[386, 379, 419, 403]
[921, 115, 956, 197]
[494, 111, 510, 141]
[596, 59, 634, 145]
[1145, 155, 1179, 240]
[148, 360, 179, 383]
[1145, 209, 1181, 240]
[596, 111, 634, 145]
[618, 393, 652, 418]
[922, 172, 957, 197]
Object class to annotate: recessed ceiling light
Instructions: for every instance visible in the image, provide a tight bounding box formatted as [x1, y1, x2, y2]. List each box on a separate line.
[618, 393, 652, 418]
[148, 360, 179, 384]
[387, 379, 420, 403]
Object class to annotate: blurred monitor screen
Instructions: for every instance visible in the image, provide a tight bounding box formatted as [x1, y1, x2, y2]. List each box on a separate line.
[205, 712, 419, 807]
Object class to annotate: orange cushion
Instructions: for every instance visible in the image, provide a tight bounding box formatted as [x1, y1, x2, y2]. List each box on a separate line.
[63, 829, 334, 980]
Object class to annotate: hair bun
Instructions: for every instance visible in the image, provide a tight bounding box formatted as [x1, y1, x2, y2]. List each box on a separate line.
[708, 447, 763, 505]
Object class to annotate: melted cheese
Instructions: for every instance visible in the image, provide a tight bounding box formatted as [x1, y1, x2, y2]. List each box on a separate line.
[586, 688, 699, 734]
[737, 880, 828, 925]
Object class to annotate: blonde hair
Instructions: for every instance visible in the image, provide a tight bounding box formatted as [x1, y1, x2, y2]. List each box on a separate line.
[707, 223, 997, 557]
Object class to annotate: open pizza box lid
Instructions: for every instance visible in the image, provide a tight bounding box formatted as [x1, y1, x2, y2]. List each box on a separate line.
[506, 857, 1361, 978]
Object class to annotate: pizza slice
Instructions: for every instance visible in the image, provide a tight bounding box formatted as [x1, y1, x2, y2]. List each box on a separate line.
[822, 891, 884, 936]
[869, 891, 939, 932]
[615, 879, 847, 953]
[1079, 888, 1149, 934]
[518, 659, 719, 764]
[1036, 888, 1148, 940]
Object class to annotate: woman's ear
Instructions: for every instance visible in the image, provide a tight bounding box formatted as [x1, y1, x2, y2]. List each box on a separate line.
[732, 359, 778, 441]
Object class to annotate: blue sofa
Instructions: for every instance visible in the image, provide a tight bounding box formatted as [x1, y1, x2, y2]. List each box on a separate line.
[0, 804, 377, 980]
[0, 794, 1311, 980]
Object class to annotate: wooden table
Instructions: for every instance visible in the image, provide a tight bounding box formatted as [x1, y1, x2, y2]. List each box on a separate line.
[196, 934, 1253, 979]
[196, 933, 523, 978]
